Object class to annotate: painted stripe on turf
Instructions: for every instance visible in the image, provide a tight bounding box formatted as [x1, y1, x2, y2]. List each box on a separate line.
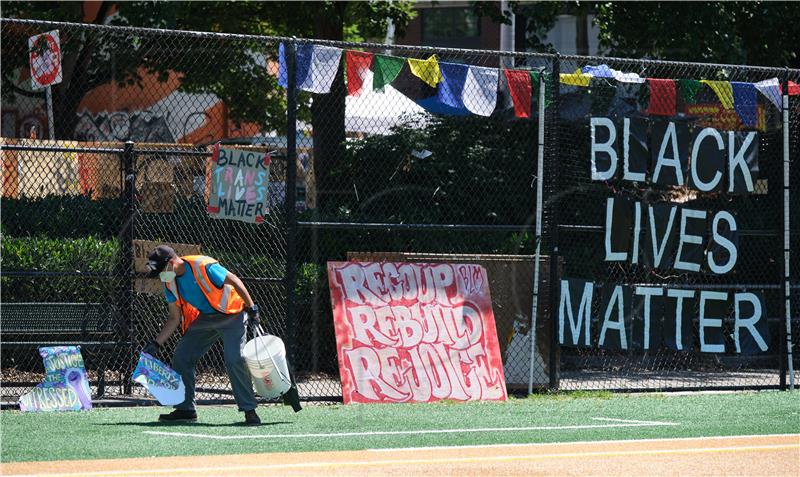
[4, 443, 797, 477]
[367, 433, 800, 452]
[142, 417, 678, 440]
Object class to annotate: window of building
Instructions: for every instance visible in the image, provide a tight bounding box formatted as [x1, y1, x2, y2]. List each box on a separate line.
[421, 7, 481, 49]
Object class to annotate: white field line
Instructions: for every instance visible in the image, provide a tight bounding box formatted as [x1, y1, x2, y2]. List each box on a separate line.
[141, 417, 678, 440]
[5, 443, 798, 477]
[368, 433, 800, 452]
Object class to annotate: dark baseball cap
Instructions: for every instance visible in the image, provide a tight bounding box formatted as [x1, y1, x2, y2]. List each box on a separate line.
[146, 245, 177, 278]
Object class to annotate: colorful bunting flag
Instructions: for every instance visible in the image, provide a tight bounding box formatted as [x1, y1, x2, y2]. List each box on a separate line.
[373, 54, 405, 91]
[678, 79, 702, 105]
[754, 78, 781, 109]
[392, 63, 437, 101]
[789, 81, 800, 96]
[612, 71, 645, 83]
[298, 45, 342, 94]
[463, 66, 499, 116]
[700, 80, 734, 109]
[408, 55, 443, 88]
[278, 42, 313, 89]
[731, 82, 758, 128]
[530, 71, 552, 109]
[438, 62, 470, 112]
[647, 78, 676, 116]
[346, 51, 374, 96]
[560, 69, 592, 87]
[582, 64, 614, 78]
[505, 69, 532, 118]
[277, 43, 341, 93]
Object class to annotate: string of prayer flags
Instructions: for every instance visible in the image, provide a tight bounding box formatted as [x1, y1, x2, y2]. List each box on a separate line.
[283, 45, 790, 122]
[278, 43, 342, 93]
[463, 66, 499, 116]
[678, 79, 702, 105]
[700, 80, 734, 109]
[346, 50, 374, 96]
[731, 82, 758, 128]
[408, 55, 443, 88]
[504, 69, 532, 118]
[372, 54, 405, 91]
[646, 78, 676, 116]
[754, 78, 781, 109]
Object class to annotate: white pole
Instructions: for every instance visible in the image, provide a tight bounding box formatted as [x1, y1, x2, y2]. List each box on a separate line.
[46, 86, 55, 140]
[528, 70, 546, 394]
[499, 0, 515, 69]
[783, 90, 795, 390]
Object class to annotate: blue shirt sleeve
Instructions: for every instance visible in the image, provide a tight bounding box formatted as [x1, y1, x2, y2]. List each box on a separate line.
[206, 263, 229, 288]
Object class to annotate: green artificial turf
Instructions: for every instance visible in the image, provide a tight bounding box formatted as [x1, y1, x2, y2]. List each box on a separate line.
[1, 391, 798, 462]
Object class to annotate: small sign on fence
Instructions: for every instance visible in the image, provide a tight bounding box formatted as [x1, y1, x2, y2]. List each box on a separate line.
[28, 30, 62, 90]
[207, 145, 271, 224]
[327, 261, 507, 404]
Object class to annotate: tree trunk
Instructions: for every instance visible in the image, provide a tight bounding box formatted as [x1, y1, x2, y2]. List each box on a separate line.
[53, 1, 114, 139]
[311, 2, 347, 210]
[575, 10, 589, 56]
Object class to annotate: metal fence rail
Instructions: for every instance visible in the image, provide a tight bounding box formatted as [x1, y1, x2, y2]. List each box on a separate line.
[1, 18, 797, 405]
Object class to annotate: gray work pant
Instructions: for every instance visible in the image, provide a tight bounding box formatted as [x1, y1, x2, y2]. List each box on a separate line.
[172, 311, 257, 412]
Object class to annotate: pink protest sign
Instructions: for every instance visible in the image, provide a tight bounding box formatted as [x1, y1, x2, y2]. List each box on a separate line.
[327, 261, 507, 404]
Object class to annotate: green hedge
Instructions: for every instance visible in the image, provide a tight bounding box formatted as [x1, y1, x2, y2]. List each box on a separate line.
[1, 195, 123, 239]
[1, 236, 120, 302]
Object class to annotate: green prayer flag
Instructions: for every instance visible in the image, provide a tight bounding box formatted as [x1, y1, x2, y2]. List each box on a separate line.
[373, 55, 405, 91]
[530, 71, 552, 109]
[679, 79, 702, 105]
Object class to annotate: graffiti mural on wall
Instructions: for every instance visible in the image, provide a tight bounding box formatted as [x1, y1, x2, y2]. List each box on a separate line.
[74, 110, 175, 143]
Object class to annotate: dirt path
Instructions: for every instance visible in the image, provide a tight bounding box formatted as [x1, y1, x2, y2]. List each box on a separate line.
[3, 434, 798, 476]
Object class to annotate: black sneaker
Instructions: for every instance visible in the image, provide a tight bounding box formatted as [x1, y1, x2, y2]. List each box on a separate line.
[158, 409, 197, 423]
[244, 409, 261, 426]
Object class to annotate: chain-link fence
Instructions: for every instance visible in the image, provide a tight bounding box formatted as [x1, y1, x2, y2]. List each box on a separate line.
[547, 57, 799, 391]
[1, 18, 798, 405]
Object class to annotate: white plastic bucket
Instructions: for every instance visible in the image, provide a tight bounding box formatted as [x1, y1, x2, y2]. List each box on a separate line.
[243, 332, 291, 399]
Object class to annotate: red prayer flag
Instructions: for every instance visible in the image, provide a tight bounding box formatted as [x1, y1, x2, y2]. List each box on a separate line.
[345, 50, 374, 97]
[504, 69, 532, 118]
[647, 78, 677, 116]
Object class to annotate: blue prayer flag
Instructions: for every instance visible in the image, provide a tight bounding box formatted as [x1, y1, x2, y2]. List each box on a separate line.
[731, 82, 757, 128]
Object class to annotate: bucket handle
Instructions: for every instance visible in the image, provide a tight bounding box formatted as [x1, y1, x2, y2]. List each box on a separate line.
[250, 324, 291, 388]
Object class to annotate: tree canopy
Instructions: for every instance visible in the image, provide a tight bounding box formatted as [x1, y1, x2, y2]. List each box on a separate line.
[595, 1, 800, 68]
[489, 1, 799, 67]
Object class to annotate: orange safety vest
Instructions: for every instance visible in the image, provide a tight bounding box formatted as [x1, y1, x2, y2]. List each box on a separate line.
[164, 255, 245, 333]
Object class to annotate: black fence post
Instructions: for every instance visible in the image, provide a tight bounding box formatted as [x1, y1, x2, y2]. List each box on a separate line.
[548, 55, 561, 391]
[285, 41, 299, 368]
[121, 140, 136, 395]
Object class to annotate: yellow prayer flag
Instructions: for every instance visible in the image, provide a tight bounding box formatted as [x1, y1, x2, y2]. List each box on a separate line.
[559, 69, 592, 87]
[408, 55, 443, 88]
[700, 80, 734, 110]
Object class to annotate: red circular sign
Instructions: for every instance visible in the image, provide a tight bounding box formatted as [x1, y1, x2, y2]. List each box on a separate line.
[29, 33, 61, 87]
